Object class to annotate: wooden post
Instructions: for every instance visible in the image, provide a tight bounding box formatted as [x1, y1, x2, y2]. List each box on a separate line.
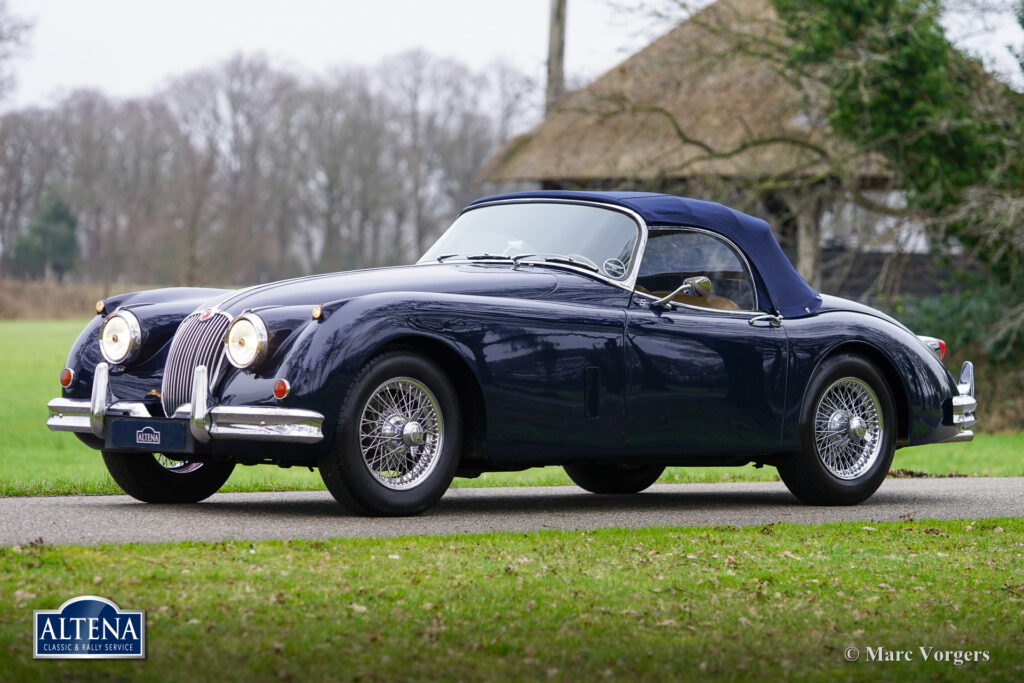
[546, 0, 567, 114]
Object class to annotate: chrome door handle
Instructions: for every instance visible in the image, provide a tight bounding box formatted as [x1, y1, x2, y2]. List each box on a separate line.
[748, 314, 783, 328]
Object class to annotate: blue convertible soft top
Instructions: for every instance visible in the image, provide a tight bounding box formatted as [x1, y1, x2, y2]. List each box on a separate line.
[468, 190, 822, 318]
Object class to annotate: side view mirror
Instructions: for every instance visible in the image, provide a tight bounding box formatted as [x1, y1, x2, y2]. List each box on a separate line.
[653, 276, 712, 308]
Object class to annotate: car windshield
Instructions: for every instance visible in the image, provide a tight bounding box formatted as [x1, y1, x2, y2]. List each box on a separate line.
[418, 202, 641, 281]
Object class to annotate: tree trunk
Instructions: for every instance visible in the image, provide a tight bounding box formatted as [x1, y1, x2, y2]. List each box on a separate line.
[781, 190, 823, 289]
[795, 202, 821, 289]
[546, 0, 567, 115]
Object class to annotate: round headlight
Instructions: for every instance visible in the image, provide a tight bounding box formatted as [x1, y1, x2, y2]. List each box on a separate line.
[99, 310, 142, 365]
[225, 314, 268, 370]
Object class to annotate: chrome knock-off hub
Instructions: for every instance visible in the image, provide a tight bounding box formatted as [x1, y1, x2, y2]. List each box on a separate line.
[847, 416, 867, 443]
[380, 414, 408, 440]
[402, 421, 425, 448]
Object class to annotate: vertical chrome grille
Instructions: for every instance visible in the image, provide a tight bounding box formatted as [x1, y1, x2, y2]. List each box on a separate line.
[161, 312, 231, 416]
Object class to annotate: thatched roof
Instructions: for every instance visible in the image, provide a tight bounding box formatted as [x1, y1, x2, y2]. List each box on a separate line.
[479, 0, 883, 184]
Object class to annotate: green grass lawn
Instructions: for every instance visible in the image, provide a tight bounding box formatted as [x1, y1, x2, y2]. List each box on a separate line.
[2, 319, 1021, 497]
[2, 519, 1022, 681]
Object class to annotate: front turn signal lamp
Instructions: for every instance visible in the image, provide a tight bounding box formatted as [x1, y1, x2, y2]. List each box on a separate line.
[225, 313, 269, 370]
[99, 310, 142, 365]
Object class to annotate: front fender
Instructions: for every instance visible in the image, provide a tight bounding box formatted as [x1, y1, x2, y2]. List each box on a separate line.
[62, 287, 231, 402]
[214, 293, 492, 442]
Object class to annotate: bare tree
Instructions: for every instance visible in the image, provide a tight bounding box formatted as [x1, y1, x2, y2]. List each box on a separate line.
[0, 50, 536, 285]
[0, 0, 30, 102]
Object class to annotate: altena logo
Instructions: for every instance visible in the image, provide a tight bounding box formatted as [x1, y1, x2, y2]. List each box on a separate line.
[34, 596, 146, 659]
[136, 426, 161, 445]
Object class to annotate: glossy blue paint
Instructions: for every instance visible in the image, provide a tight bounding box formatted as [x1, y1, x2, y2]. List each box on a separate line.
[55, 197, 966, 470]
[623, 299, 789, 457]
[781, 305, 960, 448]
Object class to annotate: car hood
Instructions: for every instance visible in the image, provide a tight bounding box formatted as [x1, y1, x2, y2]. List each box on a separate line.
[214, 263, 560, 314]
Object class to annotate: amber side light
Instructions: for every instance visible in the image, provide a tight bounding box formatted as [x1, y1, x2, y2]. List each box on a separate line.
[273, 379, 290, 399]
[59, 368, 74, 388]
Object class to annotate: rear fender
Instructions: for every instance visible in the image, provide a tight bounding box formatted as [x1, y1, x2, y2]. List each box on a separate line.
[783, 311, 960, 449]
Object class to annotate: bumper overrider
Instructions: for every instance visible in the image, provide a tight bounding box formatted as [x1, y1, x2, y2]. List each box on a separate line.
[946, 361, 976, 443]
[46, 362, 325, 449]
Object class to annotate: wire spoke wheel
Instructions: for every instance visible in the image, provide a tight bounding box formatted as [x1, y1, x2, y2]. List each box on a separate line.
[153, 453, 204, 474]
[813, 377, 883, 480]
[359, 377, 444, 490]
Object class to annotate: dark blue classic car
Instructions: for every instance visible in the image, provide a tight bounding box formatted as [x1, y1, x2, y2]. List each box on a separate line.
[47, 191, 976, 515]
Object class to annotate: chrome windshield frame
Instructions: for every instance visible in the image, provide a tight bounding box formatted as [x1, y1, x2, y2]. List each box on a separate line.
[421, 198, 650, 293]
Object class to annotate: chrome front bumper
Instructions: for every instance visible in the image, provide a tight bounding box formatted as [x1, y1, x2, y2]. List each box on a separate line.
[945, 361, 976, 443]
[46, 363, 325, 445]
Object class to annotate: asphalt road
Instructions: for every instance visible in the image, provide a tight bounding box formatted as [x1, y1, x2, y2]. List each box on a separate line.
[2, 477, 1022, 546]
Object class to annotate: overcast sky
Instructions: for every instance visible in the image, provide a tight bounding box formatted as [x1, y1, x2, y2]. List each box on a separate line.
[4, 0, 666, 110]
[5, 0, 1023, 111]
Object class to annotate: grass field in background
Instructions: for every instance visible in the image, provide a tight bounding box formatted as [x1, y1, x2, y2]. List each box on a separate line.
[2, 319, 1020, 497]
[2, 519, 1022, 680]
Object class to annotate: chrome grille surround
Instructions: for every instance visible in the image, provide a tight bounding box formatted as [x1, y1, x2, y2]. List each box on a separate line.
[160, 311, 231, 417]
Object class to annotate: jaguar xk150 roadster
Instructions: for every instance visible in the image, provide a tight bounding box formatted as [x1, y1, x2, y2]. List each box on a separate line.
[47, 191, 976, 515]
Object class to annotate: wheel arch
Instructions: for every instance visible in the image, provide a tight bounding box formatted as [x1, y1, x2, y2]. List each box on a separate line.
[811, 341, 911, 446]
[371, 334, 489, 462]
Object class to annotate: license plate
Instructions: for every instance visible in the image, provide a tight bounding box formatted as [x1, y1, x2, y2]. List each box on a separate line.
[107, 419, 190, 453]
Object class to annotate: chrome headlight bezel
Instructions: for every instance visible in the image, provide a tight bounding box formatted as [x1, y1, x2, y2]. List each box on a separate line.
[98, 309, 143, 365]
[225, 313, 269, 370]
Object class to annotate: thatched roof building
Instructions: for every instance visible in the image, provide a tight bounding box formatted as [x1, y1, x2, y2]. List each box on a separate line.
[479, 0, 884, 186]
[478, 0, 911, 288]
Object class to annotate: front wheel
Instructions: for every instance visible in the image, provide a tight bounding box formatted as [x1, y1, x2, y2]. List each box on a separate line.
[564, 463, 665, 494]
[778, 354, 896, 505]
[319, 351, 462, 516]
[102, 452, 234, 503]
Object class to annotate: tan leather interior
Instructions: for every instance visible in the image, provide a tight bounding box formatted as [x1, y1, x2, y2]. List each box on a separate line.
[635, 285, 741, 311]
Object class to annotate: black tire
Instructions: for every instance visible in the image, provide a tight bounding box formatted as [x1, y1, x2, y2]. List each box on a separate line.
[101, 452, 234, 503]
[778, 354, 896, 506]
[564, 463, 665, 494]
[319, 351, 462, 516]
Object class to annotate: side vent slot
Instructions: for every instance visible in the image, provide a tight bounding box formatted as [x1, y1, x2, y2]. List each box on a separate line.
[584, 366, 600, 418]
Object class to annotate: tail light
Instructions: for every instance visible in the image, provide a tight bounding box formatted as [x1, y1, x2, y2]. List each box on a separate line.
[917, 335, 945, 359]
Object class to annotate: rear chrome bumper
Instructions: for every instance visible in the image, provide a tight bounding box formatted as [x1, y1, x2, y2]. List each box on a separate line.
[945, 361, 976, 443]
[46, 362, 325, 445]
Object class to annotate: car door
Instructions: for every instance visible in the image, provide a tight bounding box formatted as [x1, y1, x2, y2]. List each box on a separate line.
[624, 227, 789, 457]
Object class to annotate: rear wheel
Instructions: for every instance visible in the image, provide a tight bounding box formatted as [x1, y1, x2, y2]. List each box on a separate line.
[564, 463, 665, 494]
[319, 351, 462, 516]
[101, 452, 234, 503]
[778, 354, 896, 505]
